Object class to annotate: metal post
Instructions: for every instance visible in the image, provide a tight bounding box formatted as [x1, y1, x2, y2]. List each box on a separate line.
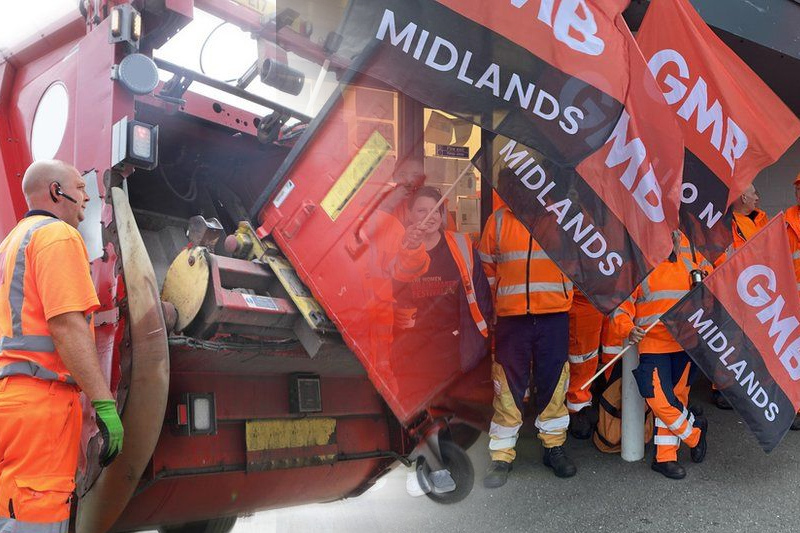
[620, 345, 644, 462]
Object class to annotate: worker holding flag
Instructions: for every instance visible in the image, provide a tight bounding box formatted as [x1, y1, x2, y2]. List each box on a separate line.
[610, 231, 708, 479]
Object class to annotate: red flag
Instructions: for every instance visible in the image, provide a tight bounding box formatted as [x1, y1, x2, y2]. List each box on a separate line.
[637, 0, 800, 206]
[662, 214, 800, 451]
[432, 0, 685, 307]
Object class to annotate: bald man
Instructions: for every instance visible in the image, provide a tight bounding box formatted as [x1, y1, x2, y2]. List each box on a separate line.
[712, 184, 768, 409]
[0, 160, 123, 529]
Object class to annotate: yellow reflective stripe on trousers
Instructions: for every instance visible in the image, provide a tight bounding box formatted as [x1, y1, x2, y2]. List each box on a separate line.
[0, 517, 69, 533]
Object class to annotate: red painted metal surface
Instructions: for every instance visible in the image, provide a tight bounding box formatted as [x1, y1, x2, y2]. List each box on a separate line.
[257, 76, 486, 425]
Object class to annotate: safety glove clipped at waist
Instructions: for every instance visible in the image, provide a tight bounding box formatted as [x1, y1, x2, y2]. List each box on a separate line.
[92, 399, 124, 467]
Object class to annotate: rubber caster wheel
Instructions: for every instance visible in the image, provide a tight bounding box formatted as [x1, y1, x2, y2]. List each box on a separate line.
[419, 439, 474, 504]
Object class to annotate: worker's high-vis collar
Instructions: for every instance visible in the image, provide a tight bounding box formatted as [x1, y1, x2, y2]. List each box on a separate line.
[24, 209, 58, 219]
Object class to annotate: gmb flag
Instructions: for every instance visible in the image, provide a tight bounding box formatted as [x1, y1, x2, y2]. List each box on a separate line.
[637, 0, 800, 263]
[328, 0, 684, 313]
[661, 215, 800, 452]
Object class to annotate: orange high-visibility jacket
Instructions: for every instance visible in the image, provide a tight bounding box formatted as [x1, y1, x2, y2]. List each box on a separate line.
[786, 206, 800, 292]
[609, 247, 699, 354]
[0, 214, 100, 383]
[478, 207, 573, 316]
[713, 209, 769, 267]
[444, 231, 489, 336]
[733, 209, 769, 249]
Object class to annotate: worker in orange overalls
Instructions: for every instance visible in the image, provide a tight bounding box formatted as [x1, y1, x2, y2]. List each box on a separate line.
[0, 160, 123, 528]
[610, 231, 708, 479]
[566, 290, 604, 439]
[784, 173, 800, 431]
[712, 183, 767, 409]
[479, 182, 575, 487]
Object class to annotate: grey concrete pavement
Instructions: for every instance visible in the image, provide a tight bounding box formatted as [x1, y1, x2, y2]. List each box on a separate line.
[230, 382, 800, 533]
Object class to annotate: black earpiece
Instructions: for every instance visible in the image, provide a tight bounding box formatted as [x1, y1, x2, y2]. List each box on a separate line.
[50, 182, 78, 204]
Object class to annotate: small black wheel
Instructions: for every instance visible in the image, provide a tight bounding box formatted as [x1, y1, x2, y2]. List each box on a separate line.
[158, 516, 237, 533]
[420, 439, 474, 504]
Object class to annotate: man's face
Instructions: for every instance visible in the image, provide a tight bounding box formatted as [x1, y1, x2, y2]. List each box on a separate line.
[740, 185, 758, 215]
[61, 169, 88, 228]
[794, 183, 800, 207]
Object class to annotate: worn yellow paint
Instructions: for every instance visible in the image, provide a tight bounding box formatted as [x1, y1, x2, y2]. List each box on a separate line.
[245, 418, 336, 451]
[321, 130, 391, 221]
[160, 247, 210, 331]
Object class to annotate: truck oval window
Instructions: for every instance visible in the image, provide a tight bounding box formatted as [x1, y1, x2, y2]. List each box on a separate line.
[31, 82, 69, 161]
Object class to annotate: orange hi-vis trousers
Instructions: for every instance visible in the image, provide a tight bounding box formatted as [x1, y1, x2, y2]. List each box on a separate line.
[633, 352, 701, 463]
[566, 294, 604, 413]
[0, 376, 82, 531]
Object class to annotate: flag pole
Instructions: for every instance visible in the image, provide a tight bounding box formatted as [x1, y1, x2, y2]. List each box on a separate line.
[579, 319, 661, 391]
[418, 162, 474, 227]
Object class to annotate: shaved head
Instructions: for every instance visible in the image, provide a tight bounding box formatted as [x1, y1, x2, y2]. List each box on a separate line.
[21, 160, 88, 228]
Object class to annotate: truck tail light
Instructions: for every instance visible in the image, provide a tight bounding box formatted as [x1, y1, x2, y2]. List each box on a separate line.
[112, 117, 159, 170]
[176, 393, 217, 436]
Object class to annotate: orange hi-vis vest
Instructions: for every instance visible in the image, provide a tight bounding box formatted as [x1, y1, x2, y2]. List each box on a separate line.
[733, 209, 768, 249]
[610, 246, 699, 354]
[478, 207, 573, 316]
[444, 231, 488, 336]
[786, 206, 800, 292]
[0, 214, 99, 384]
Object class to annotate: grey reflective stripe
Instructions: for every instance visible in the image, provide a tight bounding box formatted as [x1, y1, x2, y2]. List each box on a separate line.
[0, 517, 69, 533]
[568, 349, 598, 364]
[564, 280, 574, 292]
[793, 250, 800, 260]
[0, 360, 76, 385]
[635, 314, 660, 327]
[452, 233, 474, 279]
[478, 251, 494, 263]
[680, 256, 694, 273]
[498, 251, 529, 262]
[497, 282, 568, 296]
[653, 435, 680, 446]
[495, 209, 505, 250]
[0, 335, 55, 352]
[9, 218, 59, 337]
[641, 290, 686, 302]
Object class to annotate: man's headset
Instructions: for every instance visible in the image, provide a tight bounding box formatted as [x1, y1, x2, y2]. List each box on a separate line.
[49, 182, 78, 204]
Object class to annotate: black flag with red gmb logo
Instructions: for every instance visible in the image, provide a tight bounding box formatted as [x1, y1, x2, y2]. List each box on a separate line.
[661, 214, 800, 452]
[309, 0, 686, 314]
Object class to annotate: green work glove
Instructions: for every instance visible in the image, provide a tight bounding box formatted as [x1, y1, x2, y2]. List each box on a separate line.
[92, 399, 124, 467]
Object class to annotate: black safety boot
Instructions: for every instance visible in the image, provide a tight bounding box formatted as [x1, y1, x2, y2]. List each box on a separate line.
[651, 460, 686, 479]
[791, 414, 800, 431]
[690, 417, 708, 463]
[712, 390, 732, 410]
[483, 460, 512, 488]
[569, 408, 593, 440]
[542, 446, 577, 478]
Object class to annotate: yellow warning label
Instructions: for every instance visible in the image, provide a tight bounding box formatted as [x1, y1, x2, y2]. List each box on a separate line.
[245, 418, 336, 451]
[321, 131, 392, 221]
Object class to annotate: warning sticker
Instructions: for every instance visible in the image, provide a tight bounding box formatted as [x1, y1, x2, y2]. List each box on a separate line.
[242, 294, 280, 311]
[272, 180, 295, 209]
[320, 130, 392, 221]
